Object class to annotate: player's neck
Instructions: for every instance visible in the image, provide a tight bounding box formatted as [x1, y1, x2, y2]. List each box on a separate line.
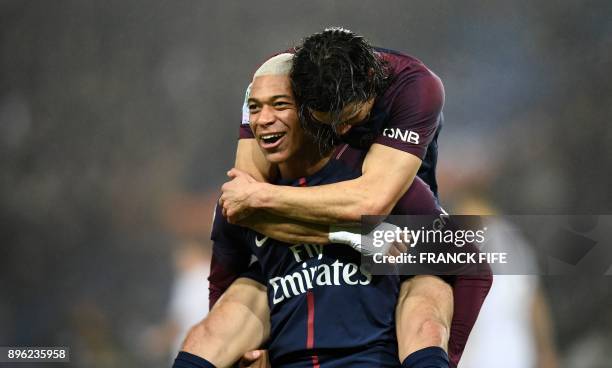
[277, 144, 332, 181]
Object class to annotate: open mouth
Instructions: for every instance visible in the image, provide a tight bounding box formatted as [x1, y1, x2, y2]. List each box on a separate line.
[259, 133, 286, 148]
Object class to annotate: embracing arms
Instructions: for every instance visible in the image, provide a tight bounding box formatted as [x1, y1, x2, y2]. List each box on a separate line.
[223, 140, 421, 225]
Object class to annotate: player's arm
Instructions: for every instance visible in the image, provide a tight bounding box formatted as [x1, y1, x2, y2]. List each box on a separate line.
[208, 204, 254, 306]
[225, 144, 421, 223]
[229, 141, 355, 244]
[179, 205, 270, 367]
[230, 145, 414, 255]
[239, 209, 331, 245]
[265, 144, 417, 223]
[233, 138, 388, 248]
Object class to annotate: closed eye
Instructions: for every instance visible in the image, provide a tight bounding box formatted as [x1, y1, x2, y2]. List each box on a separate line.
[274, 101, 292, 108]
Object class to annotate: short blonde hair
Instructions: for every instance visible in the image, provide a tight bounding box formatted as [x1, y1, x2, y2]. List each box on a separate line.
[253, 53, 293, 79]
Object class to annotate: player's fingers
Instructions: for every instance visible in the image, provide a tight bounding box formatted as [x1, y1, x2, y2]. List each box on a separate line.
[396, 241, 408, 253]
[227, 167, 245, 179]
[226, 208, 238, 223]
[221, 180, 231, 192]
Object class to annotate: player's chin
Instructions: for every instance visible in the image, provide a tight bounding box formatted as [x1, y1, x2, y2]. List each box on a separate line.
[262, 150, 289, 164]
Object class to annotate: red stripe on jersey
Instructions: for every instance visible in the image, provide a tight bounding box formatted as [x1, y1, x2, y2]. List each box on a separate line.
[300, 176, 317, 366]
[306, 291, 320, 368]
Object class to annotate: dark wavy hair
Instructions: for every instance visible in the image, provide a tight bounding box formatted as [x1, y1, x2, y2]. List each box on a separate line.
[299, 116, 339, 157]
[291, 27, 390, 135]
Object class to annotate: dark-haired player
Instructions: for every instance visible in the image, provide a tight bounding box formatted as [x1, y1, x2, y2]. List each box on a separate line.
[175, 54, 453, 368]
[218, 29, 489, 367]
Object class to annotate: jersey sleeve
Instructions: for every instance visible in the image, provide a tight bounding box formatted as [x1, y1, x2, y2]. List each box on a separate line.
[238, 260, 267, 286]
[208, 203, 253, 308]
[239, 83, 255, 139]
[391, 176, 443, 216]
[374, 72, 444, 159]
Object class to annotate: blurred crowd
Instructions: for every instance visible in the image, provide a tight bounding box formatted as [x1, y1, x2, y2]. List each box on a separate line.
[1, 1, 610, 367]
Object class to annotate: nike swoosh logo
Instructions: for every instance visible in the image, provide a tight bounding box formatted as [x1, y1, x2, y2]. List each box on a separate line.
[255, 236, 269, 247]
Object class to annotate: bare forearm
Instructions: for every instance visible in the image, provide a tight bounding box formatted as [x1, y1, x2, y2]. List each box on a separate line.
[241, 210, 331, 245]
[254, 177, 395, 224]
[227, 144, 420, 225]
[250, 146, 420, 223]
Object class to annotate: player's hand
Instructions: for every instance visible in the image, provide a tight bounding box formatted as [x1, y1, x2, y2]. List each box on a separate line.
[238, 349, 270, 368]
[364, 222, 409, 257]
[219, 168, 261, 223]
[330, 222, 409, 257]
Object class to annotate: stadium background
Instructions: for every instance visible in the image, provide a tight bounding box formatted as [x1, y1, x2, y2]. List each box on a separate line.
[1, 1, 610, 367]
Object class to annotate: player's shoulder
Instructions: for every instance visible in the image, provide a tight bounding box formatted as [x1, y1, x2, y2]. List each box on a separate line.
[377, 48, 444, 116]
[376, 47, 442, 87]
[375, 46, 420, 62]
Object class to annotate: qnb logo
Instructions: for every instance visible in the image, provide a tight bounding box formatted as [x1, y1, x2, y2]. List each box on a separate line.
[269, 260, 372, 304]
[382, 128, 420, 144]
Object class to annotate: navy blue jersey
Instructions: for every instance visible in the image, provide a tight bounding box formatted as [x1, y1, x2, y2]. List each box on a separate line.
[210, 145, 443, 367]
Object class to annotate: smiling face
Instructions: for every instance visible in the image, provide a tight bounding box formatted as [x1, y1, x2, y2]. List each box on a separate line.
[248, 74, 304, 164]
